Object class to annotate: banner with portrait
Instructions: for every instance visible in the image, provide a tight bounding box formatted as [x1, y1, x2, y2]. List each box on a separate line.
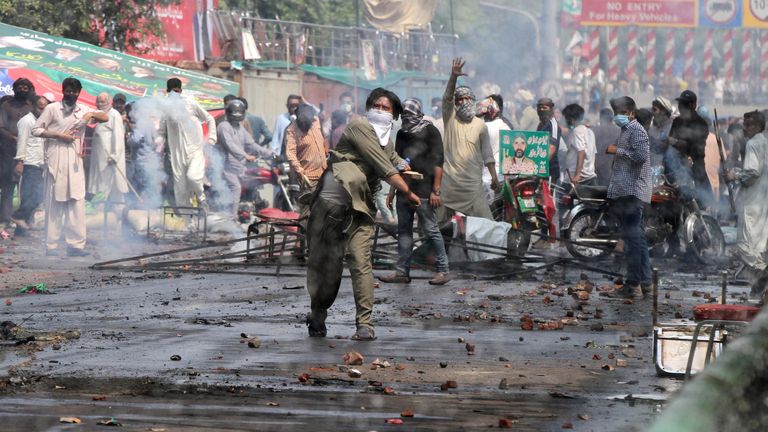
[499, 130, 551, 178]
[0, 22, 238, 110]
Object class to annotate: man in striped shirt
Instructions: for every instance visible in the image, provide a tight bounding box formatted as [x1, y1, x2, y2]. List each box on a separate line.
[285, 103, 328, 218]
[605, 96, 652, 300]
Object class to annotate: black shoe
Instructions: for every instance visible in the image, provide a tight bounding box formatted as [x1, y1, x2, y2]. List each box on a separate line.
[66, 247, 90, 257]
[306, 314, 327, 337]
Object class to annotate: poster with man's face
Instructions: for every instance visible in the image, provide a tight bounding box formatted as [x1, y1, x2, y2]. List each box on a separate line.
[499, 130, 550, 178]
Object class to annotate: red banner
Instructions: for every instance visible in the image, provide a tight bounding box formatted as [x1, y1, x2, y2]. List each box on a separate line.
[581, 0, 697, 27]
[128, 0, 220, 62]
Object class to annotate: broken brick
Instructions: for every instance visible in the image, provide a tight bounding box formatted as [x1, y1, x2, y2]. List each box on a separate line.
[343, 351, 364, 365]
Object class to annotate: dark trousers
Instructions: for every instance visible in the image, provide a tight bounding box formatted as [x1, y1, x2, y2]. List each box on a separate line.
[12, 165, 44, 223]
[0, 154, 16, 222]
[612, 196, 652, 286]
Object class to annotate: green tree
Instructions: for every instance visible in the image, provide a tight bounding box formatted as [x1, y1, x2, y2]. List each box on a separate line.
[0, 0, 180, 53]
[221, 0, 357, 27]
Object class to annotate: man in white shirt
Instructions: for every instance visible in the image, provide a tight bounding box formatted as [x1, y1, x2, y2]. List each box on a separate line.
[561, 103, 597, 185]
[476, 96, 511, 204]
[88, 93, 129, 209]
[12, 95, 49, 235]
[156, 78, 217, 210]
[271, 94, 302, 156]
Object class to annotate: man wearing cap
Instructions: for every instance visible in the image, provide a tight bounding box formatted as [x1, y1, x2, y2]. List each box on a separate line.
[605, 96, 652, 299]
[439, 58, 499, 221]
[668, 90, 712, 208]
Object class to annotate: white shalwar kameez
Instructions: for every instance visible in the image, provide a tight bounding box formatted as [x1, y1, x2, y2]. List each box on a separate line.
[88, 107, 128, 200]
[157, 94, 216, 207]
[736, 132, 768, 270]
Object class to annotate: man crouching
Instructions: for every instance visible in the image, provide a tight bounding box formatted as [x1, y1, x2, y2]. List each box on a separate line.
[305, 88, 421, 341]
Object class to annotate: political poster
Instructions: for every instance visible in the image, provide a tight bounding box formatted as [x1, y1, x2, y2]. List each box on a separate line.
[499, 130, 550, 178]
[0, 22, 237, 109]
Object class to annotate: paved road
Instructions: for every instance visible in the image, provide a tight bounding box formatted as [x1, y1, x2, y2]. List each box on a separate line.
[0, 231, 748, 431]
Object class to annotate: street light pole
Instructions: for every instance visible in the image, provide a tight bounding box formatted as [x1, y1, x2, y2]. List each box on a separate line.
[542, 0, 558, 81]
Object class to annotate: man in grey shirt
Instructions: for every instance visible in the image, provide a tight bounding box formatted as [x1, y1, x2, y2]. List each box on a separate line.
[217, 99, 275, 218]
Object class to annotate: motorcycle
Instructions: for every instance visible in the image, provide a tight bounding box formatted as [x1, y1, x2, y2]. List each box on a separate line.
[238, 156, 298, 223]
[495, 174, 550, 256]
[560, 174, 725, 262]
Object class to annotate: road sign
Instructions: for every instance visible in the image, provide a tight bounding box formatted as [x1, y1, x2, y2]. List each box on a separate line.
[539, 80, 565, 104]
[744, 0, 768, 27]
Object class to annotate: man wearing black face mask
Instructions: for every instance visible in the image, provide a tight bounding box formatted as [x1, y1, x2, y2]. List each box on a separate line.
[0, 78, 35, 222]
[32, 77, 108, 257]
[285, 103, 327, 218]
[216, 99, 274, 218]
[668, 90, 712, 208]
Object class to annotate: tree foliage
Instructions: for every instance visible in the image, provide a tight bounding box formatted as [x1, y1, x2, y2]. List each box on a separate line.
[221, 0, 357, 27]
[0, 0, 180, 52]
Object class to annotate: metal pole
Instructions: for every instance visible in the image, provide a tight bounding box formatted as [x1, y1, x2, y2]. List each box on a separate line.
[652, 267, 659, 327]
[450, 0, 456, 57]
[542, 0, 558, 81]
[721, 270, 728, 305]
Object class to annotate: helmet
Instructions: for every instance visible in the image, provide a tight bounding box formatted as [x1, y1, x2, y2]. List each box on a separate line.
[225, 99, 246, 123]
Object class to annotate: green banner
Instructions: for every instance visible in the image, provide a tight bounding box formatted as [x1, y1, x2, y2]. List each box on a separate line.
[499, 130, 550, 178]
[0, 23, 238, 109]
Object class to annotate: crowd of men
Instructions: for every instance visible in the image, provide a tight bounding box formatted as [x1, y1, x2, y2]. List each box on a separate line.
[1, 55, 766, 340]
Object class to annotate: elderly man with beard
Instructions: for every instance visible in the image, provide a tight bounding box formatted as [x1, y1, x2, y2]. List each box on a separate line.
[439, 58, 499, 222]
[0, 78, 34, 223]
[33, 77, 108, 257]
[12, 95, 48, 236]
[87, 93, 129, 221]
[305, 88, 420, 341]
[285, 102, 327, 218]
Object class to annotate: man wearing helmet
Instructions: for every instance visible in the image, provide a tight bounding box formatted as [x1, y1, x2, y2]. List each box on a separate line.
[217, 99, 275, 218]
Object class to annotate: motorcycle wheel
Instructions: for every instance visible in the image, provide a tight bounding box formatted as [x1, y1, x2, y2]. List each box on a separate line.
[565, 210, 615, 260]
[507, 224, 532, 257]
[688, 215, 726, 264]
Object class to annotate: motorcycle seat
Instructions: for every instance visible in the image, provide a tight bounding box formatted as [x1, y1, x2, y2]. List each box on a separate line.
[575, 185, 608, 200]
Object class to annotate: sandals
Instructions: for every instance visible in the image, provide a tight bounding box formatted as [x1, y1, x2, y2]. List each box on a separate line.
[351, 326, 376, 341]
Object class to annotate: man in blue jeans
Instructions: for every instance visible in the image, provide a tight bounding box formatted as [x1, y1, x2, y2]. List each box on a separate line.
[379, 98, 449, 286]
[605, 96, 652, 299]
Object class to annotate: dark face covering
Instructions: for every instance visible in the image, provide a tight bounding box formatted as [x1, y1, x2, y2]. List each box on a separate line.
[13, 90, 29, 101]
[62, 92, 78, 107]
[295, 104, 315, 133]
